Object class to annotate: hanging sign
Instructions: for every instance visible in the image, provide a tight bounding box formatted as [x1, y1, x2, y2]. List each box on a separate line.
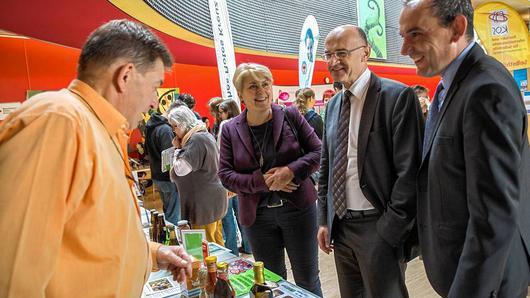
[357, 0, 387, 59]
[474, 2, 529, 70]
[298, 15, 320, 89]
[208, 0, 239, 104]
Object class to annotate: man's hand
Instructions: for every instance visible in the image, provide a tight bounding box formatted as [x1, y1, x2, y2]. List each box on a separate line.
[264, 167, 295, 191]
[156, 245, 193, 282]
[317, 226, 333, 254]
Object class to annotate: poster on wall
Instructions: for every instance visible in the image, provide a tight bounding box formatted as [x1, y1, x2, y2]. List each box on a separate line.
[141, 88, 179, 125]
[474, 3, 529, 70]
[156, 88, 180, 114]
[26, 90, 45, 99]
[357, 0, 387, 59]
[513, 69, 528, 92]
[208, 0, 239, 105]
[298, 15, 320, 89]
[0, 102, 22, 120]
[273, 84, 336, 117]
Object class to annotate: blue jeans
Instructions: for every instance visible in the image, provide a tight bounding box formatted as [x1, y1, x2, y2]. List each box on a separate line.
[153, 180, 180, 225]
[232, 197, 252, 253]
[222, 198, 238, 255]
[242, 202, 322, 296]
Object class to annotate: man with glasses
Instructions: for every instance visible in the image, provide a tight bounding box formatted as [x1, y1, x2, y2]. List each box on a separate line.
[317, 25, 424, 297]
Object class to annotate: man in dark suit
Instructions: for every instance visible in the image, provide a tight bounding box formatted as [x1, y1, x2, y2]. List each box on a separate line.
[400, 1, 530, 297]
[317, 25, 424, 297]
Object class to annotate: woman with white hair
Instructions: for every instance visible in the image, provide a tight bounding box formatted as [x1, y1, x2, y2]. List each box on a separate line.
[168, 105, 227, 246]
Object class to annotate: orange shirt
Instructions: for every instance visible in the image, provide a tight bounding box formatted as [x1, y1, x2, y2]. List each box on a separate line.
[0, 80, 160, 297]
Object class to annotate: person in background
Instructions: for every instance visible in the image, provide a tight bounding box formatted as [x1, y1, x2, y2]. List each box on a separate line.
[168, 105, 227, 246]
[217, 99, 253, 255]
[294, 87, 324, 140]
[207, 96, 224, 137]
[412, 84, 430, 119]
[400, 0, 530, 296]
[320, 89, 336, 121]
[145, 100, 186, 225]
[0, 19, 192, 297]
[333, 81, 343, 94]
[179, 93, 201, 120]
[201, 116, 211, 133]
[218, 63, 323, 296]
[317, 25, 423, 298]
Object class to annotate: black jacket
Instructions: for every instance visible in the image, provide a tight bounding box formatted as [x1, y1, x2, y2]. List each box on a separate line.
[318, 73, 424, 253]
[417, 43, 530, 298]
[145, 113, 175, 181]
[304, 109, 323, 140]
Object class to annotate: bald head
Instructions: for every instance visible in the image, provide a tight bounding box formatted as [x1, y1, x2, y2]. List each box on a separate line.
[324, 25, 371, 89]
[326, 25, 368, 45]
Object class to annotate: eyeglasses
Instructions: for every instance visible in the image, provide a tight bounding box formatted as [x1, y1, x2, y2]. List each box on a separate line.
[321, 45, 367, 61]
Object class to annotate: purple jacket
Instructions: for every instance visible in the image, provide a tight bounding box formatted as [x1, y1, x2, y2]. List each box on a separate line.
[218, 104, 322, 226]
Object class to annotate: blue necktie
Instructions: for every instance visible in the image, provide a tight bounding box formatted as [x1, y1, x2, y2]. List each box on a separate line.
[423, 81, 444, 157]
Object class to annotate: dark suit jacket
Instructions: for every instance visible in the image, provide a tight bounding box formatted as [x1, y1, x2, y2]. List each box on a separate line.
[218, 104, 321, 226]
[317, 72, 424, 251]
[417, 43, 530, 298]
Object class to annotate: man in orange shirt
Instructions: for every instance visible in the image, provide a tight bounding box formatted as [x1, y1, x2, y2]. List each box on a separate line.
[0, 20, 192, 297]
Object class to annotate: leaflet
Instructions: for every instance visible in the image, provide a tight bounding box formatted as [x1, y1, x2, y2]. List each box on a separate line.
[161, 147, 175, 173]
[142, 274, 184, 298]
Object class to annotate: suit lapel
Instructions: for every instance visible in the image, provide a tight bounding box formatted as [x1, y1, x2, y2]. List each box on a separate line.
[421, 44, 483, 164]
[234, 110, 257, 158]
[330, 92, 343, 154]
[358, 73, 381, 178]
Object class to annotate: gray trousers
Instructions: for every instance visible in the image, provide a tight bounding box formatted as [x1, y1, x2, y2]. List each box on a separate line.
[332, 214, 408, 298]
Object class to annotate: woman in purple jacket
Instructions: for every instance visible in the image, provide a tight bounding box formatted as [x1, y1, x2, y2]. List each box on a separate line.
[218, 63, 323, 296]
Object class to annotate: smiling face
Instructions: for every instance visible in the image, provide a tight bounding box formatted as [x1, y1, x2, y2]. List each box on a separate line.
[324, 27, 371, 89]
[399, 1, 455, 77]
[237, 75, 273, 114]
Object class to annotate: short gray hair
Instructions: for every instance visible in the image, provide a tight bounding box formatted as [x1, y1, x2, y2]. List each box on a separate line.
[167, 106, 201, 133]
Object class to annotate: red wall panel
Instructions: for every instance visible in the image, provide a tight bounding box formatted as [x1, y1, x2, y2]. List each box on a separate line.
[25, 39, 79, 91]
[0, 37, 30, 102]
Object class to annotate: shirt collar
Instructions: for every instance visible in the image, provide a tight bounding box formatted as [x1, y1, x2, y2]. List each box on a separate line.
[345, 68, 371, 100]
[440, 42, 475, 90]
[67, 79, 129, 135]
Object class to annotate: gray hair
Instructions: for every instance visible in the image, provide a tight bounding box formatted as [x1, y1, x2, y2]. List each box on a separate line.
[167, 105, 201, 133]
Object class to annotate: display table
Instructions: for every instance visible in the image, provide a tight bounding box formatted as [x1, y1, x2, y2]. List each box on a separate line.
[139, 208, 319, 298]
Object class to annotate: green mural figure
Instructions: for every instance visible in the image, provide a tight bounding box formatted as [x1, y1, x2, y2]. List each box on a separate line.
[363, 0, 384, 58]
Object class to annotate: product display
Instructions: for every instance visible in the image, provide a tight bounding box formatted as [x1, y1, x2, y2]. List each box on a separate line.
[205, 256, 218, 296]
[249, 262, 275, 298]
[214, 262, 236, 298]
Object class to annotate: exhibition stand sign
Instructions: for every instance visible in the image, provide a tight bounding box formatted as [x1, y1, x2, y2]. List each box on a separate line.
[298, 15, 319, 89]
[208, 0, 239, 104]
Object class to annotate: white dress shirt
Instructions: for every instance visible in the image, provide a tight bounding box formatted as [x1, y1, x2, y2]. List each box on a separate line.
[344, 68, 375, 210]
